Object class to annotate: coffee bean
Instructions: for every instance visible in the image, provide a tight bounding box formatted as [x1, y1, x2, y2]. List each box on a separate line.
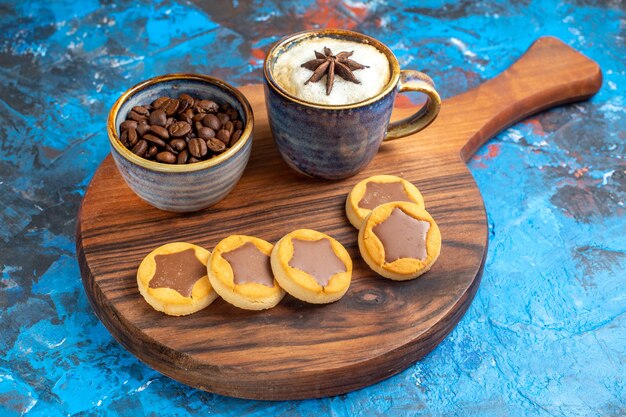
[170, 138, 187, 151]
[148, 125, 169, 140]
[136, 121, 150, 136]
[143, 134, 166, 147]
[169, 121, 191, 137]
[223, 121, 234, 135]
[196, 99, 218, 113]
[176, 149, 189, 164]
[216, 129, 231, 145]
[121, 93, 240, 165]
[165, 144, 178, 155]
[120, 120, 137, 131]
[132, 106, 150, 117]
[217, 112, 230, 125]
[188, 138, 208, 158]
[179, 93, 195, 109]
[229, 129, 242, 147]
[129, 110, 147, 122]
[131, 140, 148, 157]
[152, 96, 170, 109]
[207, 137, 226, 153]
[156, 151, 177, 164]
[120, 130, 129, 146]
[178, 112, 192, 124]
[202, 114, 221, 131]
[127, 128, 139, 147]
[150, 109, 167, 127]
[226, 108, 238, 121]
[164, 99, 180, 116]
[198, 126, 215, 139]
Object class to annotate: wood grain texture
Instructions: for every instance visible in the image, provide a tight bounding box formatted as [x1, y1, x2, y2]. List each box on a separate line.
[76, 37, 601, 400]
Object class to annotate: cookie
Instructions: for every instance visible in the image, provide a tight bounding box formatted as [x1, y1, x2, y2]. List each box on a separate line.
[346, 175, 425, 229]
[208, 235, 285, 310]
[137, 242, 218, 316]
[271, 229, 352, 304]
[358, 202, 441, 281]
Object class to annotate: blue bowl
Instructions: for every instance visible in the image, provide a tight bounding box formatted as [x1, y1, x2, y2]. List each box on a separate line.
[107, 74, 254, 212]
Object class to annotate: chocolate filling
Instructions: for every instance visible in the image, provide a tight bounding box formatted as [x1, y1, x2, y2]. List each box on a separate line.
[149, 248, 206, 297]
[358, 181, 413, 210]
[289, 238, 346, 287]
[222, 242, 274, 287]
[372, 208, 430, 263]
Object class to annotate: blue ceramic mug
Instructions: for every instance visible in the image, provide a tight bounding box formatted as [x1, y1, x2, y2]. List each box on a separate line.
[263, 29, 441, 180]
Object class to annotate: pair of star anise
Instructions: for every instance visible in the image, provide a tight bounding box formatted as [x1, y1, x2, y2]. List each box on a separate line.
[301, 47, 369, 95]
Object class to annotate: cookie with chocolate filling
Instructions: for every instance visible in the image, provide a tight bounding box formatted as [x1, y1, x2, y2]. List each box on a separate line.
[271, 229, 352, 304]
[137, 242, 218, 316]
[346, 175, 425, 229]
[208, 235, 285, 310]
[358, 202, 441, 280]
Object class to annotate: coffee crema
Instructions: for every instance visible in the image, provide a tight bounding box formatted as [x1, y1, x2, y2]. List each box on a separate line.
[272, 37, 391, 105]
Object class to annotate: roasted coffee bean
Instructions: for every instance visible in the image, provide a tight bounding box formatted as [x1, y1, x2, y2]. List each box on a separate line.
[178, 112, 192, 124]
[223, 121, 234, 135]
[149, 125, 170, 140]
[216, 129, 231, 145]
[188, 137, 208, 158]
[129, 110, 147, 122]
[131, 140, 148, 157]
[143, 134, 166, 147]
[179, 93, 195, 109]
[156, 151, 177, 164]
[229, 129, 242, 147]
[127, 128, 139, 147]
[152, 96, 170, 109]
[132, 106, 150, 117]
[177, 98, 190, 114]
[120, 130, 129, 146]
[177, 149, 189, 164]
[196, 99, 218, 113]
[149, 109, 167, 127]
[202, 114, 221, 131]
[217, 112, 230, 125]
[226, 108, 238, 121]
[136, 121, 150, 136]
[164, 99, 180, 116]
[198, 126, 215, 140]
[122, 93, 240, 164]
[120, 120, 137, 131]
[169, 121, 191, 137]
[207, 137, 226, 153]
[165, 144, 178, 155]
[170, 138, 187, 151]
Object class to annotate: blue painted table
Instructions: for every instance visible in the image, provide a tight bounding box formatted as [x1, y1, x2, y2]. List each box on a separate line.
[1, 1, 624, 415]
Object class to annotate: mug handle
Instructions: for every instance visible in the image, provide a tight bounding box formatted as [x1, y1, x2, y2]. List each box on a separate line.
[385, 70, 441, 140]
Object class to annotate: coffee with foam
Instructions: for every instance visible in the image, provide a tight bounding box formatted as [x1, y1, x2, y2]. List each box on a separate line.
[271, 37, 391, 106]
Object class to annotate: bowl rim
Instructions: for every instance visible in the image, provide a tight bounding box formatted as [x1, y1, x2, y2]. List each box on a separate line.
[263, 28, 401, 110]
[107, 73, 254, 173]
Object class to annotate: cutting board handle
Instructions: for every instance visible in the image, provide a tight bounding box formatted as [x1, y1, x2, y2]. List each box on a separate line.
[440, 36, 602, 160]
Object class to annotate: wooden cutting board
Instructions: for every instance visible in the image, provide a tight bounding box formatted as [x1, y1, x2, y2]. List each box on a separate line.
[76, 37, 601, 400]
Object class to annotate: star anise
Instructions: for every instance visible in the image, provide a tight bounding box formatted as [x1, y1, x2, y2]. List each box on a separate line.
[301, 47, 369, 95]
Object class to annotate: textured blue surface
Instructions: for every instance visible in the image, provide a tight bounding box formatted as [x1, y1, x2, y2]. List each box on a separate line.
[1, 0, 624, 416]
